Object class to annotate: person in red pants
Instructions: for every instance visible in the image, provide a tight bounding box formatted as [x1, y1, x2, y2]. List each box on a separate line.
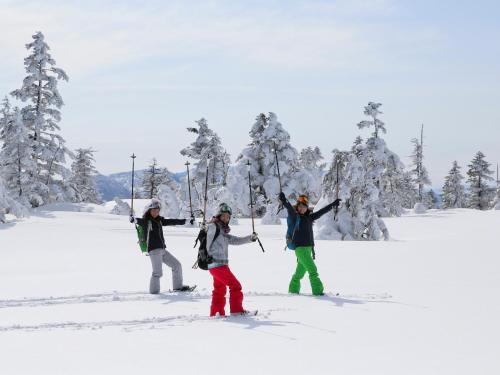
[205, 203, 258, 317]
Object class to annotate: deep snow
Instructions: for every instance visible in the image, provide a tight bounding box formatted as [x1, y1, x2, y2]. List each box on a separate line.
[1, 203, 499, 374]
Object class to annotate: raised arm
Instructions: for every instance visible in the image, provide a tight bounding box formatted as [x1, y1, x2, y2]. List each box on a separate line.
[160, 217, 187, 226]
[226, 233, 253, 246]
[279, 192, 297, 219]
[310, 203, 334, 221]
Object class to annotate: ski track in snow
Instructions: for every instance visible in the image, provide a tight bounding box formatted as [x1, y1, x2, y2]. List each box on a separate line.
[0, 291, 392, 334]
[0, 290, 392, 309]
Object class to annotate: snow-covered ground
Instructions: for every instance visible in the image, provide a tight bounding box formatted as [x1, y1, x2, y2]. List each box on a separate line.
[1, 204, 499, 374]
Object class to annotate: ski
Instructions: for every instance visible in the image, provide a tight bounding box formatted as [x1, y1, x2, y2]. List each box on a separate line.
[169, 285, 197, 293]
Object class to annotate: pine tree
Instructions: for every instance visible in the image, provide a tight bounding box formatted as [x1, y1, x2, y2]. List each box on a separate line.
[10, 31, 70, 206]
[69, 148, 101, 204]
[410, 125, 431, 203]
[357, 102, 386, 138]
[0, 175, 29, 223]
[467, 151, 494, 210]
[424, 189, 438, 209]
[492, 164, 500, 210]
[140, 159, 165, 199]
[180, 118, 230, 215]
[316, 102, 407, 240]
[442, 161, 466, 209]
[236, 112, 301, 224]
[297, 146, 326, 203]
[0, 106, 41, 208]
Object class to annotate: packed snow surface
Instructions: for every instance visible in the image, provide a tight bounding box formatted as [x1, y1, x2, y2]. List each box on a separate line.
[1, 203, 499, 374]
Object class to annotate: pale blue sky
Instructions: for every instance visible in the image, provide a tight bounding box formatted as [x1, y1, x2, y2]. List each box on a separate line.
[1, 0, 499, 186]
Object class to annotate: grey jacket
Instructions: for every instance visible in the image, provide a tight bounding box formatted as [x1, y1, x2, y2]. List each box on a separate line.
[206, 222, 252, 265]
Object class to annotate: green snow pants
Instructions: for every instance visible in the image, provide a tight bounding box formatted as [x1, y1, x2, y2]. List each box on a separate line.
[289, 246, 324, 295]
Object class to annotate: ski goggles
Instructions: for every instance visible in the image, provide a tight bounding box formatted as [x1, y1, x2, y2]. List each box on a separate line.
[218, 203, 232, 215]
[296, 195, 309, 206]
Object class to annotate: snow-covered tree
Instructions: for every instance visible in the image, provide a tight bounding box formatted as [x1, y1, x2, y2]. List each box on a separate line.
[410, 131, 431, 204]
[493, 164, 500, 210]
[235, 112, 302, 224]
[69, 148, 101, 204]
[0, 106, 41, 208]
[297, 146, 326, 203]
[424, 189, 439, 209]
[441, 161, 466, 209]
[110, 197, 131, 215]
[179, 118, 230, 216]
[0, 175, 29, 223]
[467, 151, 494, 210]
[317, 102, 405, 241]
[316, 149, 389, 241]
[399, 171, 418, 209]
[141, 159, 164, 199]
[10, 31, 71, 206]
[357, 102, 386, 138]
[157, 168, 182, 218]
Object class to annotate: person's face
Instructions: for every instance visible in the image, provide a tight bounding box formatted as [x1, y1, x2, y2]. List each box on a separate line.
[150, 208, 160, 218]
[220, 212, 231, 224]
[297, 204, 308, 215]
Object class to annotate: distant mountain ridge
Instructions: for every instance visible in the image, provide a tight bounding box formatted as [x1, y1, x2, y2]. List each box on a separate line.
[96, 170, 187, 201]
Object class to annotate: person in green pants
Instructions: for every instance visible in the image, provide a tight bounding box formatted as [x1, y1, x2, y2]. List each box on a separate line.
[279, 192, 341, 295]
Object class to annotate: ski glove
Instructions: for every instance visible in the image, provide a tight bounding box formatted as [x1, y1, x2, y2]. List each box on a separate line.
[332, 199, 342, 208]
[278, 192, 287, 203]
[129, 215, 135, 223]
[189, 217, 195, 225]
[251, 232, 259, 242]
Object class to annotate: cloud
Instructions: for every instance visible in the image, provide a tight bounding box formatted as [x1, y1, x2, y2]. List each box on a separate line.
[0, 0, 441, 82]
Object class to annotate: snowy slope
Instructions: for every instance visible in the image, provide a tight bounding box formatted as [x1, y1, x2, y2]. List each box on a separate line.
[0, 205, 499, 374]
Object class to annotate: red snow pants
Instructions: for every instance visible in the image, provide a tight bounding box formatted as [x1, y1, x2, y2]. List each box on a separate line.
[208, 265, 244, 316]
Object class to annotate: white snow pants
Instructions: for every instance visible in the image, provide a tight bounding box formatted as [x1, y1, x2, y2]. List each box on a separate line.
[149, 248, 183, 293]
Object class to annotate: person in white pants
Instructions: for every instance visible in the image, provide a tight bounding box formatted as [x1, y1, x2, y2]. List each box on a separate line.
[130, 199, 195, 294]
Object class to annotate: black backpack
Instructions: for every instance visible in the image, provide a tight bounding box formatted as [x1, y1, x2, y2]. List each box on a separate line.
[194, 224, 220, 270]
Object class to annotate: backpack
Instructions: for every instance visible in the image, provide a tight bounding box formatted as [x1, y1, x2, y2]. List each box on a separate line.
[285, 216, 301, 250]
[194, 224, 220, 270]
[136, 220, 151, 254]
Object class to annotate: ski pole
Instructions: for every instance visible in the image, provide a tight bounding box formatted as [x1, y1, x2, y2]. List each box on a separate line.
[272, 140, 284, 213]
[185, 160, 194, 222]
[334, 155, 340, 221]
[202, 154, 211, 226]
[192, 154, 212, 269]
[130, 153, 136, 216]
[247, 160, 265, 253]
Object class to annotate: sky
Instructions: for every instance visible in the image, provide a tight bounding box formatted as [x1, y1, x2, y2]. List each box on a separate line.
[0, 0, 499, 187]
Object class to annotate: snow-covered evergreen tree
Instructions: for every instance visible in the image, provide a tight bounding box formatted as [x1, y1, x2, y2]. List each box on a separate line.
[424, 189, 439, 209]
[10, 31, 71, 206]
[157, 168, 182, 218]
[235, 112, 302, 224]
[0, 105, 41, 208]
[441, 161, 466, 209]
[297, 146, 326, 204]
[140, 159, 164, 199]
[0, 175, 29, 223]
[317, 102, 405, 241]
[410, 135, 431, 203]
[400, 171, 418, 209]
[493, 164, 500, 210]
[69, 148, 101, 204]
[179, 118, 230, 216]
[467, 151, 494, 210]
[357, 102, 386, 138]
[316, 149, 389, 241]
[110, 197, 131, 215]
